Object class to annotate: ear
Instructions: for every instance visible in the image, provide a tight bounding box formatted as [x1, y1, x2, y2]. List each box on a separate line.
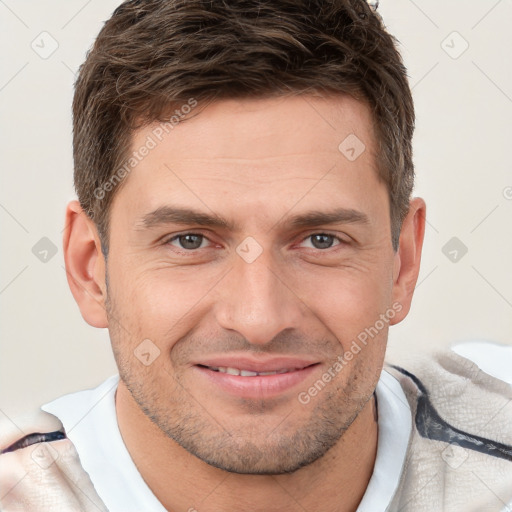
[63, 200, 108, 328]
[390, 197, 426, 325]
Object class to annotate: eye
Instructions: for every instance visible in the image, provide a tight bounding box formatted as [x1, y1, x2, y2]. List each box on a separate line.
[300, 233, 342, 250]
[168, 233, 209, 250]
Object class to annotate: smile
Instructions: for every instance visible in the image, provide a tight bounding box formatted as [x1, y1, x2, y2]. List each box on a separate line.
[194, 361, 320, 399]
[203, 366, 301, 376]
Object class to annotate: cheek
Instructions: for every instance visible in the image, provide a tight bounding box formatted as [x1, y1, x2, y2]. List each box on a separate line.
[286, 262, 393, 348]
[110, 263, 227, 343]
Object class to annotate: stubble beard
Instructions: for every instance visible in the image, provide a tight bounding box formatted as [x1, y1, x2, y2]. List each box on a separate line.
[106, 292, 380, 475]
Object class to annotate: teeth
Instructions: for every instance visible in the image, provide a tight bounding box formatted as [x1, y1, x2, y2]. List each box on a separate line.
[240, 370, 258, 377]
[209, 366, 296, 376]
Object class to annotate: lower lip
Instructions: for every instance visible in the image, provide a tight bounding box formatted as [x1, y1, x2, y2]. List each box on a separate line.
[193, 364, 319, 399]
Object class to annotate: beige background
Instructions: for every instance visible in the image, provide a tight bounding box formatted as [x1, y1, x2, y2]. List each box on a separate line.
[0, 0, 511, 417]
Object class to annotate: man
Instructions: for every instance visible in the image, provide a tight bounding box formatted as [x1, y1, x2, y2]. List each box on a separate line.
[0, 0, 511, 511]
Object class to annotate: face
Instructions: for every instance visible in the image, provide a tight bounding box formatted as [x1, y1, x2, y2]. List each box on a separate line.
[105, 95, 399, 474]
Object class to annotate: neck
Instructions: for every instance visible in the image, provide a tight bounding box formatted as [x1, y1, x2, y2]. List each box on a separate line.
[116, 383, 378, 512]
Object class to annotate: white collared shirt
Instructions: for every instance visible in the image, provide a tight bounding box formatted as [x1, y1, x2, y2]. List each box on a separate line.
[42, 370, 412, 512]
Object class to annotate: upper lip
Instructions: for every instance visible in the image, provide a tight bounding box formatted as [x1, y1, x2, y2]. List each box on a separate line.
[194, 355, 319, 373]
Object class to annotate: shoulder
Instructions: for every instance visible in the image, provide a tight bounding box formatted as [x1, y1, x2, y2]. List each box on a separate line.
[385, 345, 512, 512]
[387, 345, 512, 436]
[0, 376, 118, 510]
[0, 374, 119, 472]
[0, 407, 108, 511]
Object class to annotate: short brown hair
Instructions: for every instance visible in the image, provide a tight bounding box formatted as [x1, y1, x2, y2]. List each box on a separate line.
[73, 0, 414, 252]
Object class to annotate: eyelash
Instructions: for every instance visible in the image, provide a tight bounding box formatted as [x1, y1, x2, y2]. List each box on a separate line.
[164, 232, 348, 252]
[165, 232, 212, 251]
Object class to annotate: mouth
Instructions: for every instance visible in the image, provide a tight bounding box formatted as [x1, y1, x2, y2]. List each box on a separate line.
[197, 365, 308, 377]
[192, 358, 320, 399]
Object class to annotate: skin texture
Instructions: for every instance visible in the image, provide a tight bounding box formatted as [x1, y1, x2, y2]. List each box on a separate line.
[63, 94, 425, 512]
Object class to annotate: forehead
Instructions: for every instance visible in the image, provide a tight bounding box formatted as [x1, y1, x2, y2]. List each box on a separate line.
[139, 94, 375, 163]
[113, 94, 384, 222]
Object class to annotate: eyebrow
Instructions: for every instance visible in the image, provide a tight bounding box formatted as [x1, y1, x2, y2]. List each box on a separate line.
[137, 206, 370, 231]
[138, 206, 234, 230]
[286, 208, 370, 229]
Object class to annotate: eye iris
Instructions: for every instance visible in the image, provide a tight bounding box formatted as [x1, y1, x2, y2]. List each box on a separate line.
[179, 234, 203, 249]
[311, 234, 334, 249]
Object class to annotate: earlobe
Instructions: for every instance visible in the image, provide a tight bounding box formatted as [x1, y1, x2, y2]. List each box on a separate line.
[390, 197, 426, 325]
[63, 200, 108, 328]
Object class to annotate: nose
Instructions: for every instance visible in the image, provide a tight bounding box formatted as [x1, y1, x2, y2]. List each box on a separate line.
[213, 252, 305, 346]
